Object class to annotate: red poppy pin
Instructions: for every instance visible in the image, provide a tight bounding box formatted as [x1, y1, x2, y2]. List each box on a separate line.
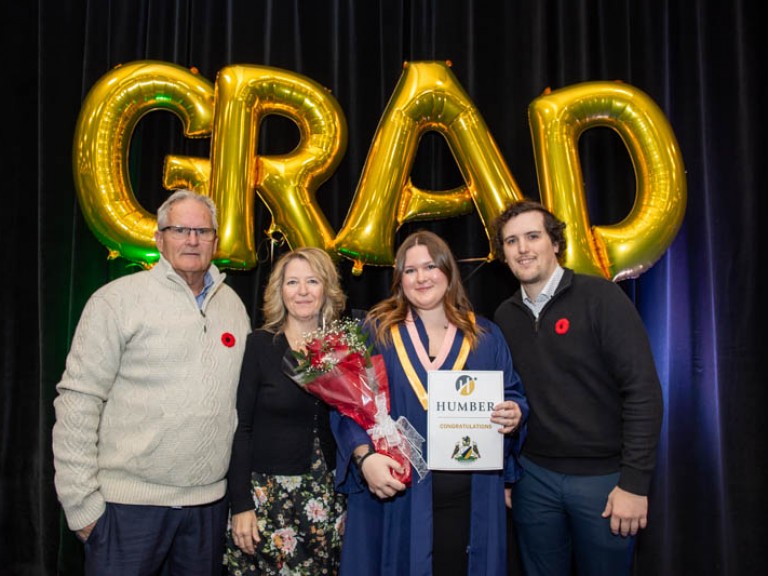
[554, 318, 570, 335]
[221, 332, 236, 347]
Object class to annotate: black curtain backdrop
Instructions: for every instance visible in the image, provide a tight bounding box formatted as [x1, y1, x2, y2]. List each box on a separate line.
[2, 1, 765, 574]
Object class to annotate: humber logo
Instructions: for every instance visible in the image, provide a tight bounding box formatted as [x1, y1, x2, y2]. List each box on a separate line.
[455, 374, 477, 396]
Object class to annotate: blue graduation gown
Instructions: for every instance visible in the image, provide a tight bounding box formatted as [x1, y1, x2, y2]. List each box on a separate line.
[331, 315, 528, 576]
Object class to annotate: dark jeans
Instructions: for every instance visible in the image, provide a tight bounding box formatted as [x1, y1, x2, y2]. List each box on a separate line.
[512, 457, 635, 576]
[83, 499, 227, 576]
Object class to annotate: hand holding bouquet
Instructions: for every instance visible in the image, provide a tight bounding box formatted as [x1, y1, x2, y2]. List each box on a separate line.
[285, 319, 427, 485]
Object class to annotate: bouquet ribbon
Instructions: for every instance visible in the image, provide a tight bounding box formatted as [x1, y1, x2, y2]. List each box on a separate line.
[366, 392, 429, 482]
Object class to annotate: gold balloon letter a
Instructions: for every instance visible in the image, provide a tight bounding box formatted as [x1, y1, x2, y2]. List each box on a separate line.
[529, 82, 686, 280]
[333, 61, 525, 274]
[207, 65, 347, 267]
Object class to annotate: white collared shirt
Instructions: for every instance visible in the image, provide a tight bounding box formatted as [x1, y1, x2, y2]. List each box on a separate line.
[521, 266, 564, 319]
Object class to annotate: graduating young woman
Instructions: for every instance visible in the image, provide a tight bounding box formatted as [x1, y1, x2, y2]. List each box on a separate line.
[331, 231, 528, 575]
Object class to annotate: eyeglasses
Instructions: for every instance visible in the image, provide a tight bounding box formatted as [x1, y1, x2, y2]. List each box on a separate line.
[160, 226, 217, 242]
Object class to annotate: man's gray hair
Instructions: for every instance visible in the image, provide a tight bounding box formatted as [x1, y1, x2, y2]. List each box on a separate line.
[156, 189, 218, 230]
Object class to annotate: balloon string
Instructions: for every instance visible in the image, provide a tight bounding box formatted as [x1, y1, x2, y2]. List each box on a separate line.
[256, 234, 286, 266]
[457, 258, 489, 283]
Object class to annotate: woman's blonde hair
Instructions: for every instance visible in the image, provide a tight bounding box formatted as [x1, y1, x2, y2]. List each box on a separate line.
[261, 247, 346, 333]
[366, 230, 481, 348]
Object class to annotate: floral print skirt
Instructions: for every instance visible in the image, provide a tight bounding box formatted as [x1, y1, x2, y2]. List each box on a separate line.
[224, 439, 346, 575]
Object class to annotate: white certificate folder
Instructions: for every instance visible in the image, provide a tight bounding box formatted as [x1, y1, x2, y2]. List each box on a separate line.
[427, 370, 504, 471]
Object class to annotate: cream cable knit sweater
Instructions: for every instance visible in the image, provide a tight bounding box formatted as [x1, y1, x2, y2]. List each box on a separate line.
[52, 256, 251, 531]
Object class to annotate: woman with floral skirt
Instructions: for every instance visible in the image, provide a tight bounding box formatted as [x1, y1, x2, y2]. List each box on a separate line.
[224, 248, 347, 575]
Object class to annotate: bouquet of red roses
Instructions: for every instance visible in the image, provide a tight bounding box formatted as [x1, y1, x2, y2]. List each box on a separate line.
[285, 318, 427, 485]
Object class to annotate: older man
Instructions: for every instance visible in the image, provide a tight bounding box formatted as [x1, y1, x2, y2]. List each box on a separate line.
[53, 189, 251, 575]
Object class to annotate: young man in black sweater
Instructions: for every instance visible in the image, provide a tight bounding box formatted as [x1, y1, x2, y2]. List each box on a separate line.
[492, 200, 663, 576]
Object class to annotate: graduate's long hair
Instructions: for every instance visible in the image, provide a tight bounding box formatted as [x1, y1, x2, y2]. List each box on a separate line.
[366, 230, 482, 349]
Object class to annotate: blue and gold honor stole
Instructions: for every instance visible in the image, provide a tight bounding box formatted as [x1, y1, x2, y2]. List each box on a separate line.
[390, 313, 474, 410]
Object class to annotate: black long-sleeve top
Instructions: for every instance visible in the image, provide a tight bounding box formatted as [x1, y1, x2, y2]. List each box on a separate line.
[227, 329, 337, 514]
[493, 268, 663, 495]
